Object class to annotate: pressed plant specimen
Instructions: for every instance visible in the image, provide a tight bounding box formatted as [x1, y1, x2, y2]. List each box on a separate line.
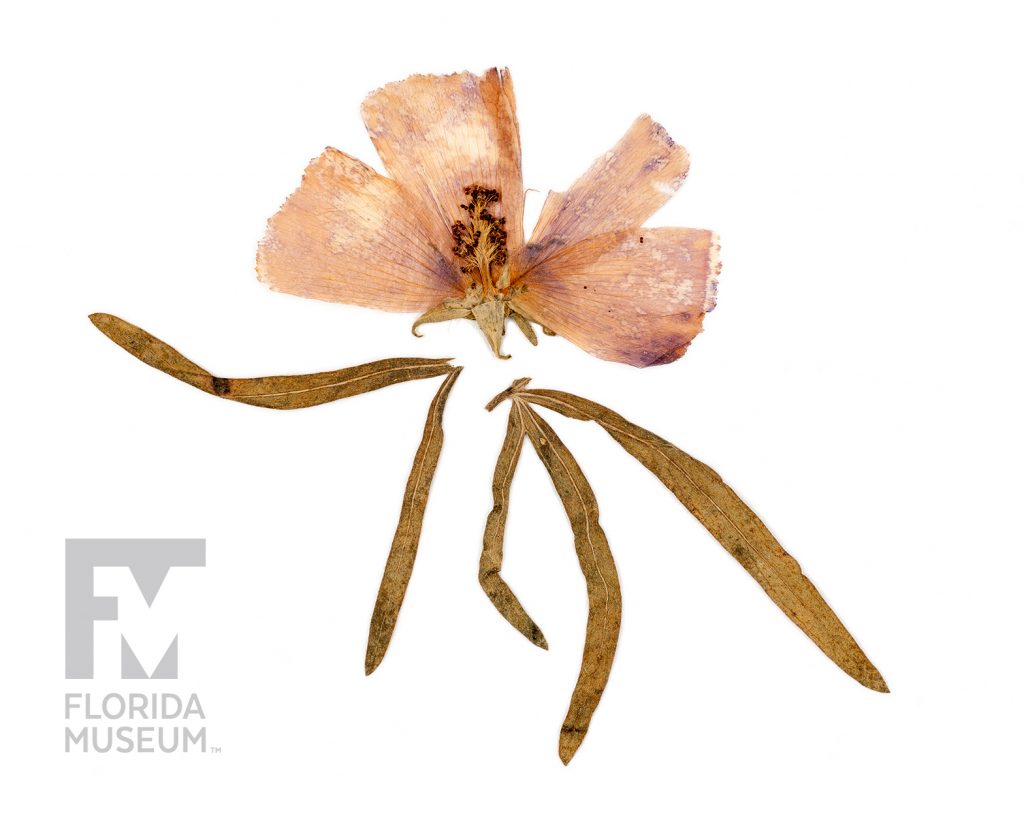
[90, 67, 886, 765]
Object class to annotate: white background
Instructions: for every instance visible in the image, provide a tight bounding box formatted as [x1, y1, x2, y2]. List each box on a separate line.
[2, 1, 1022, 815]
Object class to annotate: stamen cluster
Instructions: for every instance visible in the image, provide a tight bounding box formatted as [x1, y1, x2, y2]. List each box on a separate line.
[451, 185, 508, 282]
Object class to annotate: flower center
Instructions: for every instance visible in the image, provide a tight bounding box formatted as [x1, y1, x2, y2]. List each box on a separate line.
[412, 184, 538, 359]
[451, 186, 510, 293]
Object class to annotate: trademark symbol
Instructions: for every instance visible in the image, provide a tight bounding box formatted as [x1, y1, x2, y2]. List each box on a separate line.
[209, 746, 222, 754]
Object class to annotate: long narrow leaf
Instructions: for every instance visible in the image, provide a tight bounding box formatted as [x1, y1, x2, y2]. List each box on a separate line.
[517, 400, 622, 765]
[517, 385, 887, 693]
[365, 367, 462, 674]
[90, 313, 455, 409]
[479, 404, 548, 649]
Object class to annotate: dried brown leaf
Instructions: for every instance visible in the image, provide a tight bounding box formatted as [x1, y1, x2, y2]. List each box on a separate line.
[479, 402, 548, 649]
[515, 400, 622, 765]
[90, 313, 455, 409]
[365, 367, 462, 675]
[515, 386, 888, 694]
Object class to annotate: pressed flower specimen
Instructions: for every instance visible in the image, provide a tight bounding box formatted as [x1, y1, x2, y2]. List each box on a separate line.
[257, 68, 719, 366]
[89, 66, 886, 766]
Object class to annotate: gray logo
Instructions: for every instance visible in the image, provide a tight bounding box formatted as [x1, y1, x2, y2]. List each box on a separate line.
[65, 539, 205, 679]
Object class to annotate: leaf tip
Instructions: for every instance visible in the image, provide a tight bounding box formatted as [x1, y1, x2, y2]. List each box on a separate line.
[558, 732, 583, 765]
[364, 653, 382, 676]
[866, 672, 890, 694]
[440, 365, 463, 393]
[528, 622, 549, 650]
[88, 312, 115, 333]
[485, 377, 532, 411]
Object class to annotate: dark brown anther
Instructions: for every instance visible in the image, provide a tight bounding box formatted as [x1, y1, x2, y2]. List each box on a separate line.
[449, 183, 510, 288]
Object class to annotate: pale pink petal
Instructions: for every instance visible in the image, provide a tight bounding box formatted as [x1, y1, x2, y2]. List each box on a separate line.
[521, 116, 690, 277]
[257, 148, 461, 312]
[361, 68, 525, 264]
[513, 228, 719, 367]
